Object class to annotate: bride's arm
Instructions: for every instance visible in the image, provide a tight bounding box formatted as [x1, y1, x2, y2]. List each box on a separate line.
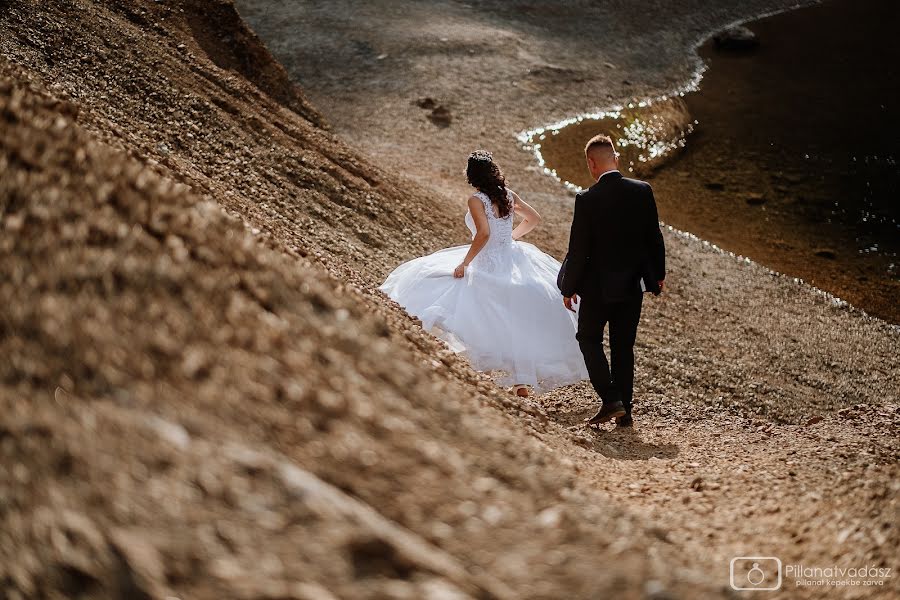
[454, 196, 491, 278]
[511, 191, 542, 240]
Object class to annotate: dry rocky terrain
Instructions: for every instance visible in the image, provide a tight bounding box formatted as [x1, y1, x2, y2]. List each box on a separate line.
[1, 1, 898, 599]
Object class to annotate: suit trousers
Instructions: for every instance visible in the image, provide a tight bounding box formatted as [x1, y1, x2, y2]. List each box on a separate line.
[576, 294, 643, 414]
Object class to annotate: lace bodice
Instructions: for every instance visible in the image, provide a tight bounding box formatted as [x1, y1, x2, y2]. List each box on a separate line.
[464, 190, 515, 273]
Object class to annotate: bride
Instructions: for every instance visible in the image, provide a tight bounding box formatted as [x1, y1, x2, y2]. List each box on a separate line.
[380, 150, 588, 396]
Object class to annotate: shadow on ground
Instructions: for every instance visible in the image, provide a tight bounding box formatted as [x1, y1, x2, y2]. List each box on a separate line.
[547, 407, 680, 460]
[590, 428, 680, 460]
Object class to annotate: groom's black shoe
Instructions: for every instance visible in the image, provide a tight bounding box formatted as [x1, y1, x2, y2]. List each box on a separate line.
[586, 400, 626, 425]
[615, 413, 633, 428]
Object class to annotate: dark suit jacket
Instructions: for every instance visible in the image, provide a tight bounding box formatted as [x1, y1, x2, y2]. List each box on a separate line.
[558, 171, 666, 302]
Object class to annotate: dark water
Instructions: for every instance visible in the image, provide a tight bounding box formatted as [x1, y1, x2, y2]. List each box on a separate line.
[528, 0, 900, 322]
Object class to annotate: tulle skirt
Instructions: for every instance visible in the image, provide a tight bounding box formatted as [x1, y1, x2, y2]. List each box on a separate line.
[379, 241, 588, 392]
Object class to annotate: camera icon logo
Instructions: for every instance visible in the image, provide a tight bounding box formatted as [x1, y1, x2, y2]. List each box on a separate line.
[730, 556, 782, 591]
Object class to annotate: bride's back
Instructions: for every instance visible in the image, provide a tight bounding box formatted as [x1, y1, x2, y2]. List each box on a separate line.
[465, 190, 514, 240]
[464, 190, 515, 274]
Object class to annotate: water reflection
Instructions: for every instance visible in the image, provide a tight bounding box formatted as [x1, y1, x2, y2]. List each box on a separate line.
[520, 0, 900, 322]
[518, 95, 696, 191]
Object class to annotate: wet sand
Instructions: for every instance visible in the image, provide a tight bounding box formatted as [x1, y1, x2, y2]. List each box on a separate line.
[536, 0, 900, 322]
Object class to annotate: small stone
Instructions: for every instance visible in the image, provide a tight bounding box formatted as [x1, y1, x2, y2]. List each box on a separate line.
[713, 26, 759, 51]
[415, 97, 437, 110]
[805, 416, 824, 426]
[648, 526, 671, 543]
[813, 248, 837, 260]
[210, 556, 244, 580]
[746, 192, 766, 205]
[428, 105, 452, 127]
[146, 416, 190, 450]
[537, 506, 563, 528]
[109, 528, 167, 597]
[224, 444, 270, 473]
[5, 213, 24, 231]
[420, 578, 471, 600]
[644, 579, 675, 600]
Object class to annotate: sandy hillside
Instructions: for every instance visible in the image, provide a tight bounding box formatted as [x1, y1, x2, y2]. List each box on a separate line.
[1, 1, 898, 599]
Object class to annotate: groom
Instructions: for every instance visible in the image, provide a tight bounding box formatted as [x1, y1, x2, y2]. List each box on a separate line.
[559, 134, 666, 427]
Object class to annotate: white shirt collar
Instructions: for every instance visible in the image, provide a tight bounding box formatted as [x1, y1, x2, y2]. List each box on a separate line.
[597, 169, 620, 181]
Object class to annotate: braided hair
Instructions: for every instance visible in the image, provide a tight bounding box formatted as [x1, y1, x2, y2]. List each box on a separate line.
[466, 150, 511, 218]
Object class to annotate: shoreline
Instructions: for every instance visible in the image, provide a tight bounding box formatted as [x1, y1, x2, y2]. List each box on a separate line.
[523, 0, 898, 325]
[660, 222, 900, 333]
[516, 1, 817, 188]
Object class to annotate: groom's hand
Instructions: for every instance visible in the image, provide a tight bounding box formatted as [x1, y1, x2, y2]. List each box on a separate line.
[563, 294, 578, 312]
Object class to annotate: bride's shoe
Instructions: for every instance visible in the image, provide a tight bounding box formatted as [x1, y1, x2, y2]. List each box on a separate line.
[511, 384, 530, 398]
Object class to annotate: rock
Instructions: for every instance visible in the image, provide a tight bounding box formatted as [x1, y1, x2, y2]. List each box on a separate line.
[145, 416, 190, 450]
[647, 526, 671, 543]
[525, 64, 582, 82]
[225, 443, 271, 473]
[805, 416, 824, 426]
[108, 528, 168, 598]
[813, 248, 837, 259]
[713, 26, 759, 51]
[274, 459, 516, 599]
[415, 97, 437, 110]
[428, 105, 452, 127]
[644, 580, 676, 600]
[420, 578, 473, 600]
[746, 192, 766, 205]
[291, 582, 341, 600]
[47, 511, 107, 579]
[536, 506, 563, 528]
[704, 181, 725, 191]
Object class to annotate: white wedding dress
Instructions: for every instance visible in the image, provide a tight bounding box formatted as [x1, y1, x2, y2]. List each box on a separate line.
[379, 190, 588, 392]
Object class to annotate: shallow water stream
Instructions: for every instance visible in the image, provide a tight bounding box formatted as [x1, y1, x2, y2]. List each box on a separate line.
[527, 0, 900, 322]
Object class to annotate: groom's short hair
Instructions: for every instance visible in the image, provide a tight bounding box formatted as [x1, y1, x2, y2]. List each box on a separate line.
[584, 133, 616, 157]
